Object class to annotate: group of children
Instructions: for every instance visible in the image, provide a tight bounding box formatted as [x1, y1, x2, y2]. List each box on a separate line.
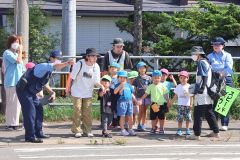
[98, 61, 193, 137]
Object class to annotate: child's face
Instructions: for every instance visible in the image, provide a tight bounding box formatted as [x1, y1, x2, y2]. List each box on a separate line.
[179, 75, 188, 85]
[152, 76, 161, 84]
[101, 80, 110, 88]
[129, 78, 135, 85]
[109, 66, 118, 76]
[161, 73, 168, 82]
[138, 66, 146, 75]
[118, 76, 127, 83]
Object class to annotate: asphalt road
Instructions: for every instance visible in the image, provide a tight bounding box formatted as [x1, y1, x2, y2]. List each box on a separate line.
[0, 144, 240, 160]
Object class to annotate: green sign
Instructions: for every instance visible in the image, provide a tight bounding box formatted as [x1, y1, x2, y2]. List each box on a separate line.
[215, 86, 240, 116]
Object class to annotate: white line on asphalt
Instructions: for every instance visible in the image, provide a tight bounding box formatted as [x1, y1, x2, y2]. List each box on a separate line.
[14, 144, 240, 153]
[18, 152, 240, 159]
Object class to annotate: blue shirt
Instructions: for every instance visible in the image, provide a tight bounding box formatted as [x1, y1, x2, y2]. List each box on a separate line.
[115, 82, 134, 101]
[110, 77, 118, 89]
[34, 63, 54, 78]
[3, 49, 25, 87]
[161, 81, 174, 93]
[208, 50, 233, 76]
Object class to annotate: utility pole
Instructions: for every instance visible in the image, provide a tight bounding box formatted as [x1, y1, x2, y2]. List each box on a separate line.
[61, 0, 76, 96]
[14, 0, 29, 62]
[133, 0, 143, 56]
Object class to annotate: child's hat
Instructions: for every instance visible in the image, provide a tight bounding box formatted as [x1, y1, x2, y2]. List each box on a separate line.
[109, 62, 120, 69]
[152, 70, 162, 77]
[117, 70, 128, 77]
[128, 71, 138, 79]
[25, 62, 35, 70]
[136, 61, 147, 69]
[160, 68, 169, 75]
[101, 75, 112, 82]
[178, 70, 189, 77]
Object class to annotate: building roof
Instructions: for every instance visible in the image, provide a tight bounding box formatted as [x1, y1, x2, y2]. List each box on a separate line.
[0, 0, 239, 16]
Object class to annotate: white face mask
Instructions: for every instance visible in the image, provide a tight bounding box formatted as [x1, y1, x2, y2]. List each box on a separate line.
[53, 59, 61, 65]
[11, 42, 20, 50]
[191, 55, 198, 61]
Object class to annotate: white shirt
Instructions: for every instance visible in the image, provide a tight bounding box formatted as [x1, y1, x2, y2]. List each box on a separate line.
[70, 60, 100, 98]
[174, 83, 191, 106]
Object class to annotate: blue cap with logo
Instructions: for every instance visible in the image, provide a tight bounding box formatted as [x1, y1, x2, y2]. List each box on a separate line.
[211, 37, 226, 45]
[49, 50, 62, 59]
[152, 70, 162, 77]
[136, 61, 147, 69]
[117, 70, 128, 77]
[109, 62, 120, 69]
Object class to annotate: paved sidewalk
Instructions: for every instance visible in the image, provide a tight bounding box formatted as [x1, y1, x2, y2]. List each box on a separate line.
[0, 120, 239, 146]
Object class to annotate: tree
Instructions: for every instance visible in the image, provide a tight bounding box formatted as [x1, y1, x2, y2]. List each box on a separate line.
[116, 0, 240, 72]
[0, 28, 9, 57]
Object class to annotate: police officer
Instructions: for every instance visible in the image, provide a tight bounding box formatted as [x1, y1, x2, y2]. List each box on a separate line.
[208, 37, 234, 131]
[16, 50, 74, 143]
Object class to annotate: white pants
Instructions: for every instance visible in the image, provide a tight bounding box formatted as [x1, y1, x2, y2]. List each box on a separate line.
[5, 87, 21, 126]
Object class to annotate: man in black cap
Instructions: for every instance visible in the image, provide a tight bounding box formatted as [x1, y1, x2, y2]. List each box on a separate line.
[208, 37, 234, 131]
[103, 38, 133, 73]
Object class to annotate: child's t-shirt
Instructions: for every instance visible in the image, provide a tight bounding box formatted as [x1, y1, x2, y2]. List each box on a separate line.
[115, 82, 134, 101]
[98, 88, 114, 114]
[110, 76, 118, 89]
[174, 84, 191, 106]
[161, 81, 174, 93]
[145, 83, 167, 105]
[133, 75, 152, 98]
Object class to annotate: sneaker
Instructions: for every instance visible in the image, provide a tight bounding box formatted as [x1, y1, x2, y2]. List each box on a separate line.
[176, 129, 182, 136]
[220, 126, 228, 131]
[186, 128, 191, 135]
[128, 129, 137, 136]
[74, 133, 82, 138]
[137, 124, 142, 131]
[150, 128, 157, 134]
[186, 135, 200, 140]
[5, 126, 14, 131]
[140, 125, 146, 131]
[207, 132, 220, 138]
[87, 133, 94, 138]
[159, 128, 165, 135]
[132, 124, 137, 130]
[120, 129, 129, 136]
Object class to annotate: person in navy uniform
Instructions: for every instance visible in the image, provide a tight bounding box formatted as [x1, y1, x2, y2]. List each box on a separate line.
[16, 50, 74, 143]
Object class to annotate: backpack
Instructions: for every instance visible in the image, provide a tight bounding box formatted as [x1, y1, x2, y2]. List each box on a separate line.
[207, 67, 227, 102]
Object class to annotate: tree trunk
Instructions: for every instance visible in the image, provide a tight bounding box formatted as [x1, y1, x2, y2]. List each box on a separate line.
[133, 0, 143, 56]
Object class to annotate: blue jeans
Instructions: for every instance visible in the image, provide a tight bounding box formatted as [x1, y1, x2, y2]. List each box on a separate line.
[214, 76, 233, 126]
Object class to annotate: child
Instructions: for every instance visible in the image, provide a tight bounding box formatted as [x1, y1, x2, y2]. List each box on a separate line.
[171, 71, 193, 136]
[114, 70, 137, 136]
[108, 62, 120, 128]
[133, 62, 152, 131]
[140, 70, 170, 134]
[128, 71, 139, 129]
[98, 75, 114, 138]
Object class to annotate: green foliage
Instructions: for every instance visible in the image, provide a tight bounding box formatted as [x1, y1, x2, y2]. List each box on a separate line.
[28, 5, 60, 63]
[0, 27, 9, 57]
[116, 0, 240, 73]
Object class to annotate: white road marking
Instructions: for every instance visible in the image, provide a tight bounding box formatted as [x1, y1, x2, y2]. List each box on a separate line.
[14, 144, 240, 153]
[18, 152, 240, 159]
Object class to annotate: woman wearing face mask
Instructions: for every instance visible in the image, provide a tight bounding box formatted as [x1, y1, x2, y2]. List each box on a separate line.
[2, 35, 24, 131]
[16, 50, 74, 143]
[208, 37, 233, 131]
[186, 46, 219, 140]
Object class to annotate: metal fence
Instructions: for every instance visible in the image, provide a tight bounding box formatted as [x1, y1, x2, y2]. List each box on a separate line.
[49, 55, 240, 106]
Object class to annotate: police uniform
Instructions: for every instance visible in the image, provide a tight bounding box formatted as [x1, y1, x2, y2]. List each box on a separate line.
[16, 63, 54, 143]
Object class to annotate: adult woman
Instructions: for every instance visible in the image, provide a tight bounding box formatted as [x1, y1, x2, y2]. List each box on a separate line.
[70, 48, 104, 138]
[208, 37, 234, 131]
[187, 46, 219, 140]
[2, 35, 24, 130]
[16, 52, 74, 143]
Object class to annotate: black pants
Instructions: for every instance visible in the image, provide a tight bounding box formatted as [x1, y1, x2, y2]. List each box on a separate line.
[193, 104, 219, 136]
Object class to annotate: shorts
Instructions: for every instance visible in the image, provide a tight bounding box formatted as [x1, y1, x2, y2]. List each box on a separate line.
[150, 103, 168, 120]
[117, 99, 133, 116]
[177, 105, 192, 122]
[137, 98, 152, 106]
